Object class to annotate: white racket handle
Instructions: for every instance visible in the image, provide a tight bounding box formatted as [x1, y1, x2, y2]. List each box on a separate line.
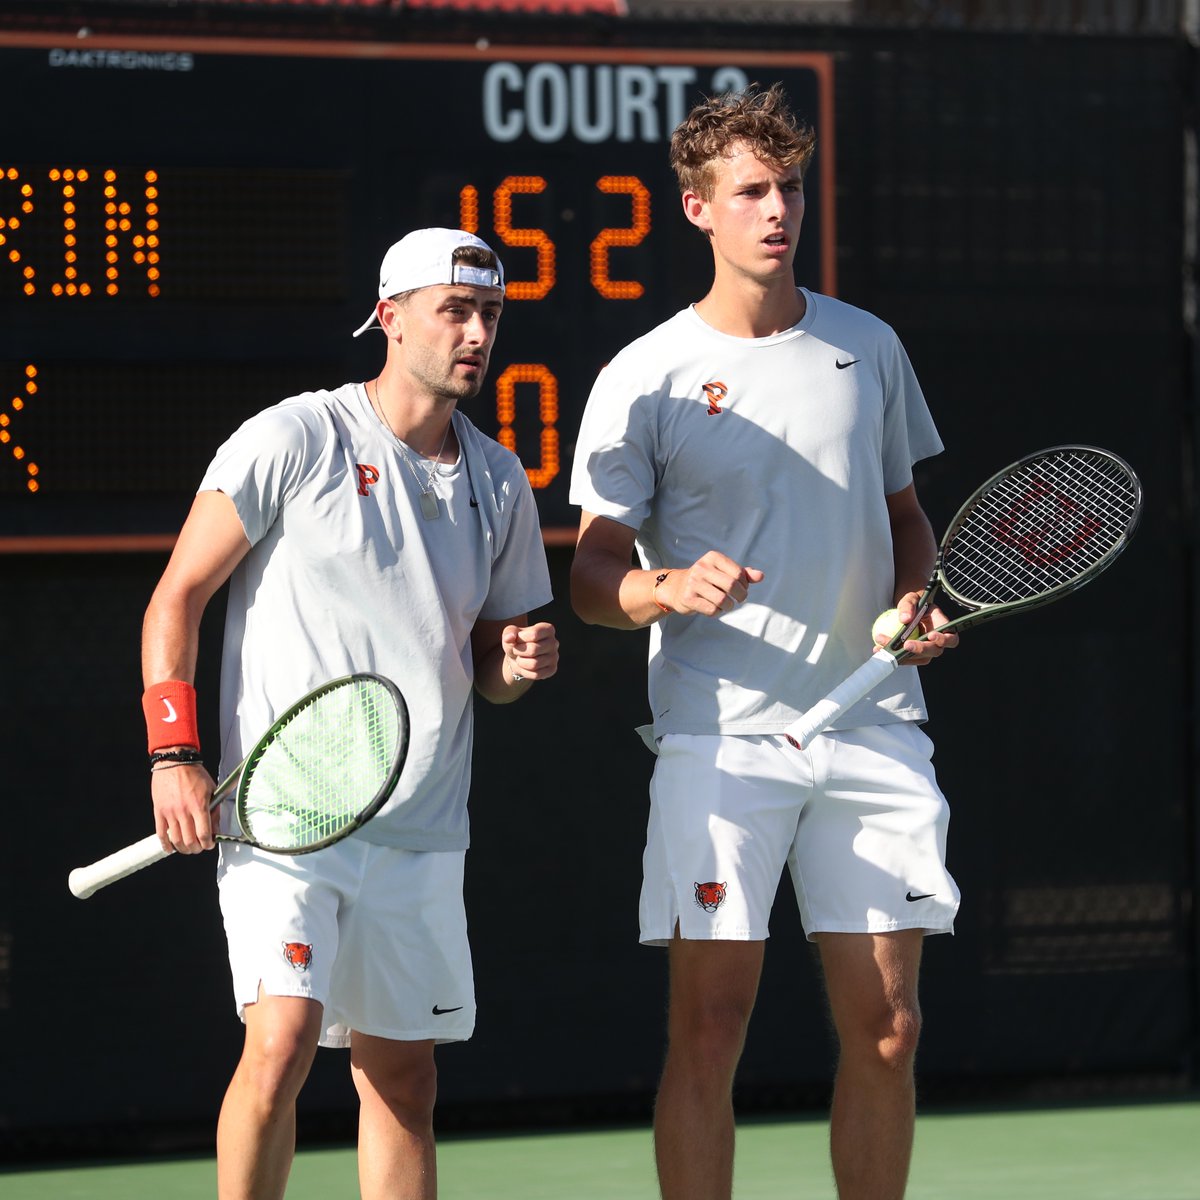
[69, 834, 173, 899]
[783, 651, 900, 750]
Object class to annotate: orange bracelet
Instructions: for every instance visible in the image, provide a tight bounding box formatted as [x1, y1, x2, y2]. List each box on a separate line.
[652, 571, 672, 615]
[142, 680, 200, 753]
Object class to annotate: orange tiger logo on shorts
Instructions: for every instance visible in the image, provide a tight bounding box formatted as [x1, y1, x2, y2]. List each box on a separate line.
[694, 881, 727, 913]
[282, 941, 313, 971]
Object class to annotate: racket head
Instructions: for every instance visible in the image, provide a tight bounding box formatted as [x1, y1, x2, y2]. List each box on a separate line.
[933, 444, 1142, 623]
[234, 673, 409, 854]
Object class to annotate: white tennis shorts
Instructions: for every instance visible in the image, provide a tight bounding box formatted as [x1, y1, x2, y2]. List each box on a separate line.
[216, 838, 475, 1048]
[641, 724, 960, 945]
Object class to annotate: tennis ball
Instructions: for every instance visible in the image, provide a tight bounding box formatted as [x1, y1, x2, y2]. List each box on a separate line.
[871, 607, 908, 644]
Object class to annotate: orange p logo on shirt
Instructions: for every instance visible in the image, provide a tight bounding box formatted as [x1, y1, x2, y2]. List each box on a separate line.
[701, 382, 728, 415]
[356, 463, 380, 496]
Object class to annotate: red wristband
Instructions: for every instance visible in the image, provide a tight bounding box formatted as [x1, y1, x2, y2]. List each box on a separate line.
[142, 680, 200, 753]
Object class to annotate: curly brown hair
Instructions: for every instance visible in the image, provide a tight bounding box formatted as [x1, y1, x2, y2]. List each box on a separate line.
[669, 82, 816, 201]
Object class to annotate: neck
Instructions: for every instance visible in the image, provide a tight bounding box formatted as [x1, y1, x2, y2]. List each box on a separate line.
[695, 271, 805, 338]
[369, 376, 456, 461]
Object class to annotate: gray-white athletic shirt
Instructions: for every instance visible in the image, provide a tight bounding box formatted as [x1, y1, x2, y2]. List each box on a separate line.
[569, 290, 943, 741]
[199, 382, 553, 850]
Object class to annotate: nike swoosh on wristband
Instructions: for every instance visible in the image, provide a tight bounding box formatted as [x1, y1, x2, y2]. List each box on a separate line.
[905, 891, 935, 902]
[432, 1005, 463, 1015]
[161, 699, 178, 723]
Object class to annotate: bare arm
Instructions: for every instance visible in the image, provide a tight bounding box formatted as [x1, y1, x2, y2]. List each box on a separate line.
[471, 616, 559, 704]
[570, 512, 763, 629]
[885, 483, 958, 662]
[143, 490, 251, 854]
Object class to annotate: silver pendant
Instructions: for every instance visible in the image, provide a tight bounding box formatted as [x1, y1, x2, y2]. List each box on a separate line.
[419, 490, 440, 521]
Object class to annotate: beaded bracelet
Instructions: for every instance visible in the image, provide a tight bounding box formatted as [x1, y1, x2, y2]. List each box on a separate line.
[652, 571, 672, 615]
[149, 748, 204, 770]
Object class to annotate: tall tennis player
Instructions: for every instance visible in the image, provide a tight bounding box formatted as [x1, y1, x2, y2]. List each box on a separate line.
[569, 85, 956, 1200]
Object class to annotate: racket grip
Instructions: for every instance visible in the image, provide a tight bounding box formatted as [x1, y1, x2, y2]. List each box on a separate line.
[783, 651, 900, 750]
[68, 833, 173, 899]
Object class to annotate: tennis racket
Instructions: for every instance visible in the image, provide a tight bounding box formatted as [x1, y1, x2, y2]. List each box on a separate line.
[69, 673, 409, 899]
[783, 445, 1142, 750]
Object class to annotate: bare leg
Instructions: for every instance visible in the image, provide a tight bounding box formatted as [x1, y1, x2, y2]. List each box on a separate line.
[818, 931, 924, 1200]
[351, 1033, 438, 1200]
[653, 935, 764, 1200]
[216, 991, 324, 1200]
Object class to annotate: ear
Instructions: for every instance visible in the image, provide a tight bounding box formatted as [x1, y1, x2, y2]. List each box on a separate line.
[376, 299, 403, 340]
[681, 189, 711, 234]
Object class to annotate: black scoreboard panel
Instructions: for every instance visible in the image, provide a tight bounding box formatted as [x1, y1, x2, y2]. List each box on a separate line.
[0, 38, 833, 538]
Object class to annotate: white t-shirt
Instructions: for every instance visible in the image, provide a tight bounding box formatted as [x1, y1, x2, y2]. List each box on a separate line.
[569, 290, 943, 740]
[200, 382, 553, 850]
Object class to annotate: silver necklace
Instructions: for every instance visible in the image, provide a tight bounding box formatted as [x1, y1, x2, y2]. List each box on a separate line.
[370, 380, 450, 521]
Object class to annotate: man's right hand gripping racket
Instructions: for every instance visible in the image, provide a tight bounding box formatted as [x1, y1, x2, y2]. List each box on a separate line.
[783, 445, 1143, 750]
[69, 673, 409, 899]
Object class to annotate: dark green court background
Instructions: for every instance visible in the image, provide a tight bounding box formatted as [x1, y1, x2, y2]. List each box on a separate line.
[3, 1101, 1198, 1197]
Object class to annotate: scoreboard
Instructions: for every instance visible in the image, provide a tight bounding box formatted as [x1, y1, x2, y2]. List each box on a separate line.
[0, 34, 834, 544]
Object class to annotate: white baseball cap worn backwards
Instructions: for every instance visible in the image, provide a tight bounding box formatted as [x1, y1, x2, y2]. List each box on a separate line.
[351, 227, 506, 337]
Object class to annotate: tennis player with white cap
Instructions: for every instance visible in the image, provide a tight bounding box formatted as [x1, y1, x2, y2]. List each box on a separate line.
[141, 227, 558, 1199]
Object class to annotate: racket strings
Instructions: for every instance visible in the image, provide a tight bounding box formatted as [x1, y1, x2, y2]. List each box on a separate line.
[240, 678, 403, 851]
[941, 450, 1139, 606]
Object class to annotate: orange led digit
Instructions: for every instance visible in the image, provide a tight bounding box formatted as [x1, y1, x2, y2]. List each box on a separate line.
[591, 175, 651, 300]
[494, 363, 560, 489]
[458, 185, 480, 234]
[492, 176, 554, 301]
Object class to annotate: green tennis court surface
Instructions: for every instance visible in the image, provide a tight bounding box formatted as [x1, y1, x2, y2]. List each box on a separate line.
[2, 1098, 1196, 1198]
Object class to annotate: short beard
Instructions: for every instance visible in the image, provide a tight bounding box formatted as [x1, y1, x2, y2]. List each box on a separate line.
[408, 349, 487, 404]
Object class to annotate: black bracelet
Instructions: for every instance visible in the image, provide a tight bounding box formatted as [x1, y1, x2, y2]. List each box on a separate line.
[149, 748, 204, 769]
[652, 571, 672, 614]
